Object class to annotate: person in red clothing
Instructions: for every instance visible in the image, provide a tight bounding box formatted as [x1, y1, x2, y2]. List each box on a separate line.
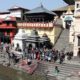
[37, 53, 40, 60]
[36, 51, 40, 60]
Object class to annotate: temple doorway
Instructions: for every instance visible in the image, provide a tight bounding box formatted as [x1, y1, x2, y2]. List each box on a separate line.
[28, 44, 32, 49]
[65, 21, 71, 29]
[64, 17, 73, 29]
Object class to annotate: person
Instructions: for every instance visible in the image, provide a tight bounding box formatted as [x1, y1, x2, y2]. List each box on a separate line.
[0, 42, 4, 52]
[54, 66, 60, 75]
[59, 52, 65, 64]
[27, 58, 32, 65]
[48, 56, 51, 62]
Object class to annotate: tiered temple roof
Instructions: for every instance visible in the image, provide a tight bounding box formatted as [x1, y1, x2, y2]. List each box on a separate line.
[63, 0, 74, 5]
[26, 29, 40, 42]
[40, 33, 50, 42]
[25, 5, 56, 15]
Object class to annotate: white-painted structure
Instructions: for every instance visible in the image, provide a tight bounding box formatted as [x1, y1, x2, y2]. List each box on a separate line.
[61, 7, 75, 44]
[0, 6, 28, 19]
[73, 0, 80, 56]
[61, 7, 74, 29]
[9, 6, 22, 18]
[0, 13, 10, 19]
[12, 29, 27, 52]
[9, 10, 21, 18]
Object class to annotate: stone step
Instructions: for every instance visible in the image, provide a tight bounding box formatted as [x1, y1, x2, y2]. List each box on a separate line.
[41, 62, 80, 80]
[54, 29, 73, 52]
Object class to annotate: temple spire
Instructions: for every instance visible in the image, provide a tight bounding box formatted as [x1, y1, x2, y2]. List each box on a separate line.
[40, 0, 43, 8]
[66, 6, 73, 14]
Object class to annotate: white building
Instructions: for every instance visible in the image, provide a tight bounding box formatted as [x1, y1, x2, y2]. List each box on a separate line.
[12, 29, 27, 52]
[73, 0, 80, 56]
[0, 6, 29, 20]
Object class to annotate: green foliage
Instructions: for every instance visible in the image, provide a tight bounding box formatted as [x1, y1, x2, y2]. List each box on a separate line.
[63, 0, 75, 5]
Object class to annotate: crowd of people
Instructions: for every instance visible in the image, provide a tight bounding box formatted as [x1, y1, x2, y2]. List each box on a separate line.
[24, 47, 73, 64]
[0, 43, 74, 65]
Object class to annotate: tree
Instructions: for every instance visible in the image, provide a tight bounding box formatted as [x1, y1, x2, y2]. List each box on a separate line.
[63, 0, 75, 5]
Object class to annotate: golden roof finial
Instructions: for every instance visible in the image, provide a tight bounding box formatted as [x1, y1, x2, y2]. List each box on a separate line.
[66, 5, 73, 14]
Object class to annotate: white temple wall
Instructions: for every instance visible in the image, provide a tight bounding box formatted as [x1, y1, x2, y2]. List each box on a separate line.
[69, 18, 75, 44]
[10, 10, 21, 18]
[12, 39, 23, 51]
[0, 10, 22, 19]
[73, 18, 80, 56]
[73, 34, 78, 56]
[69, 26, 74, 44]
[75, 1, 80, 15]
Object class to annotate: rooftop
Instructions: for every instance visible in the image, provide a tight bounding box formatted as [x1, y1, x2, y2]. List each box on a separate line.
[63, 0, 75, 5]
[53, 5, 74, 12]
[9, 6, 29, 11]
[0, 11, 10, 14]
[25, 5, 56, 15]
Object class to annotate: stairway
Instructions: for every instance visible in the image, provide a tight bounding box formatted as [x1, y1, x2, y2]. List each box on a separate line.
[47, 63, 80, 80]
[54, 29, 73, 52]
[38, 61, 80, 80]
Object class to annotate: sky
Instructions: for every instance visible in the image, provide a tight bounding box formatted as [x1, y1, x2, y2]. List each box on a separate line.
[0, 0, 67, 11]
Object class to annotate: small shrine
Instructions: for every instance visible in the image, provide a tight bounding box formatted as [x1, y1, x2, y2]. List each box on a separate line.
[25, 29, 40, 49]
[25, 29, 52, 49]
[12, 29, 27, 52]
[40, 33, 52, 49]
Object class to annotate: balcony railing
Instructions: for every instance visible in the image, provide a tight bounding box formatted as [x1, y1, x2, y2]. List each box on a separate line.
[0, 23, 16, 29]
[17, 22, 54, 28]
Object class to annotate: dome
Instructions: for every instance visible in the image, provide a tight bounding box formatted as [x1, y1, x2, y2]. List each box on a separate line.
[14, 29, 27, 39]
[30, 29, 39, 38]
[25, 29, 40, 42]
[64, 16, 73, 21]
[63, 0, 75, 5]
[40, 33, 50, 42]
[42, 33, 48, 37]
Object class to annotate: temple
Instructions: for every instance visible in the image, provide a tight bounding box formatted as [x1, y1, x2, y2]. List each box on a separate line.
[17, 5, 62, 50]
[0, 16, 17, 43]
[0, 6, 29, 43]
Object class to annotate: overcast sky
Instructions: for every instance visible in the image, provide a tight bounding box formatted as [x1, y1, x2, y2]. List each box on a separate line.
[0, 0, 67, 11]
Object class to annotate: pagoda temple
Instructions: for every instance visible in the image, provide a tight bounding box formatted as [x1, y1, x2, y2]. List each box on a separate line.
[25, 29, 40, 48]
[25, 29, 52, 49]
[17, 5, 63, 46]
[0, 6, 29, 43]
[0, 16, 17, 43]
